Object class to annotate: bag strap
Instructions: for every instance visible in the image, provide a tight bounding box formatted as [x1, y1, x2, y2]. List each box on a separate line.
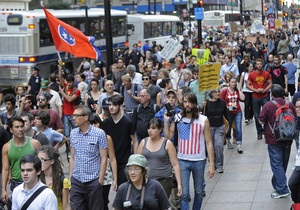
[125, 182, 145, 210]
[21, 185, 48, 210]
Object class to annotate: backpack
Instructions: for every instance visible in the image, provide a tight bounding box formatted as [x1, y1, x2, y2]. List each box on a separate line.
[65, 85, 81, 105]
[120, 83, 138, 97]
[268, 100, 296, 141]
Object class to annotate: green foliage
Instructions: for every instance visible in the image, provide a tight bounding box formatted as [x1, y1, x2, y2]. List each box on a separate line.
[29, 0, 71, 10]
[46, 0, 71, 9]
[29, 0, 41, 10]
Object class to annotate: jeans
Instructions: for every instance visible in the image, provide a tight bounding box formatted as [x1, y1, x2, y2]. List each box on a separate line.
[225, 111, 243, 145]
[268, 142, 292, 194]
[243, 92, 253, 120]
[210, 125, 225, 169]
[63, 114, 75, 138]
[252, 96, 269, 135]
[179, 159, 206, 210]
[289, 166, 300, 203]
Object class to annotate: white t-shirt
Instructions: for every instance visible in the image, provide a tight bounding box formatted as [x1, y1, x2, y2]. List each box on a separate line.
[49, 89, 62, 114]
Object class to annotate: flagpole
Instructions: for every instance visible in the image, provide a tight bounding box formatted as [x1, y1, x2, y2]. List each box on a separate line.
[56, 51, 62, 62]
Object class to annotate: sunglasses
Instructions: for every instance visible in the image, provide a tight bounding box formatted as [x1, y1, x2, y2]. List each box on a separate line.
[142, 78, 149, 81]
[38, 98, 46, 101]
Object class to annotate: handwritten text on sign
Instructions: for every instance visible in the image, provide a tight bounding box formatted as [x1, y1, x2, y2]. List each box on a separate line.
[199, 63, 221, 92]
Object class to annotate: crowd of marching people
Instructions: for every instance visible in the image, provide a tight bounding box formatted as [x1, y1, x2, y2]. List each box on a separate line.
[2, 25, 300, 210]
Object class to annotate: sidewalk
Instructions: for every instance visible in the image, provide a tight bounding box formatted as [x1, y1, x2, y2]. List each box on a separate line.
[202, 120, 296, 210]
[61, 117, 296, 210]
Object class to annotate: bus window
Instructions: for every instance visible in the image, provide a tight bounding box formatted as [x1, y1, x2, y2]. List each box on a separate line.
[144, 22, 151, 39]
[112, 17, 126, 37]
[39, 20, 53, 46]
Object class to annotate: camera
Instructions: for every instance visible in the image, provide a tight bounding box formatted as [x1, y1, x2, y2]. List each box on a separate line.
[123, 201, 132, 208]
[228, 105, 237, 111]
[165, 103, 176, 117]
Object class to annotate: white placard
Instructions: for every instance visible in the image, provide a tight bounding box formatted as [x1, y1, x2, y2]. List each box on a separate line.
[160, 39, 182, 61]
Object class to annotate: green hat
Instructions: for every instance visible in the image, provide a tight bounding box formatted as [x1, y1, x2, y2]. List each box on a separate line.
[40, 80, 49, 89]
[126, 154, 147, 168]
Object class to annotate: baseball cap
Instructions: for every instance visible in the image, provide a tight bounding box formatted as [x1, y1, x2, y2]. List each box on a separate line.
[126, 154, 147, 168]
[40, 80, 49, 89]
[151, 70, 158, 77]
[83, 62, 90, 70]
[165, 89, 177, 97]
[102, 98, 109, 109]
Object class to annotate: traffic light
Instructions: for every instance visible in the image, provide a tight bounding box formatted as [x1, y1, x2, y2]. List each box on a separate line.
[282, 0, 284, 6]
[199, 0, 203, 7]
[292, 3, 295, 8]
[264, 4, 267, 11]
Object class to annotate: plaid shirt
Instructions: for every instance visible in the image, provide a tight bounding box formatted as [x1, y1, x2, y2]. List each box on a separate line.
[70, 125, 107, 183]
[83, 70, 94, 83]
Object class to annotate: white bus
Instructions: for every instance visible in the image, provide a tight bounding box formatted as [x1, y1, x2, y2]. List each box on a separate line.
[0, 8, 127, 87]
[203, 10, 241, 28]
[127, 14, 180, 49]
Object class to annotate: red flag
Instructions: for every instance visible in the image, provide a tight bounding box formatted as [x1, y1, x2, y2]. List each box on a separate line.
[42, 6, 102, 61]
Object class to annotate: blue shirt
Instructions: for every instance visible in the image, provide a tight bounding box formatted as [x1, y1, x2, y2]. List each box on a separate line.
[70, 125, 107, 183]
[33, 127, 63, 146]
[154, 106, 181, 142]
[283, 62, 297, 84]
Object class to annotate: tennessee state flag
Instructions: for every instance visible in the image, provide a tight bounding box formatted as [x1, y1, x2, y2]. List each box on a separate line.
[42, 6, 102, 61]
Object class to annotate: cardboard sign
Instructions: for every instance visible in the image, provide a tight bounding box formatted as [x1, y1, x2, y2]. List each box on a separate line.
[198, 63, 221, 92]
[192, 48, 210, 65]
[275, 19, 282, 29]
[160, 39, 182, 61]
[246, 36, 256, 43]
[230, 22, 238, 33]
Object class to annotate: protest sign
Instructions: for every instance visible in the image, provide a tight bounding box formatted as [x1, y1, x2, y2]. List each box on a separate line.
[160, 39, 182, 61]
[192, 48, 210, 65]
[198, 63, 221, 92]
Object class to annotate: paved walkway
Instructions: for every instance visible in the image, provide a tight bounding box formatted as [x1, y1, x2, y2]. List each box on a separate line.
[202, 120, 296, 210]
[60, 117, 297, 210]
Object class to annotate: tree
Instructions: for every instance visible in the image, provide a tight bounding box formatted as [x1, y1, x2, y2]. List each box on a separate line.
[29, 0, 41, 10]
[46, 0, 71, 9]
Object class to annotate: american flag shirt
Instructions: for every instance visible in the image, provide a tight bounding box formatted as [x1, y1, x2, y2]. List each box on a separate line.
[175, 113, 207, 161]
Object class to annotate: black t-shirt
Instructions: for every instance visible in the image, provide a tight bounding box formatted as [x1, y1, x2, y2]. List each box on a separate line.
[113, 179, 170, 210]
[102, 115, 135, 165]
[267, 65, 287, 89]
[205, 99, 229, 127]
[148, 85, 161, 104]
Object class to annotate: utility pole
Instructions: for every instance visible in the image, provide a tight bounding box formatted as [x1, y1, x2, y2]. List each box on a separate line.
[261, 0, 265, 25]
[197, 0, 203, 47]
[240, 0, 243, 25]
[84, 1, 89, 36]
[104, 0, 113, 68]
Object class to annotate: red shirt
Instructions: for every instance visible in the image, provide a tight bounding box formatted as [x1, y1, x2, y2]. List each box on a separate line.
[220, 88, 242, 114]
[247, 70, 271, 99]
[62, 84, 81, 115]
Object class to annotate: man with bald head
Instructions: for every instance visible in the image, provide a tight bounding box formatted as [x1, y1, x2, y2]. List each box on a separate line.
[283, 54, 297, 97]
[132, 88, 160, 143]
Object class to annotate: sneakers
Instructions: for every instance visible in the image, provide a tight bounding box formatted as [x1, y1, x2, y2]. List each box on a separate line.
[257, 134, 263, 140]
[237, 147, 243, 154]
[271, 192, 290, 199]
[216, 168, 224, 173]
[245, 119, 249, 124]
[227, 139, 233, 149]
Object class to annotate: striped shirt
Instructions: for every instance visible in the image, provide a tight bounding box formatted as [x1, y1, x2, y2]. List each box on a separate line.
[70, 125, 107, 183]
[175, 113, 206, 161]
